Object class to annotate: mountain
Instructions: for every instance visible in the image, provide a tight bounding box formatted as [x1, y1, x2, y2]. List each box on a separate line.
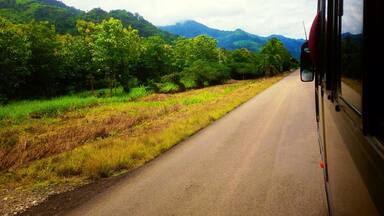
[0, 0, 176, 40]
[160, 20, 304, 59]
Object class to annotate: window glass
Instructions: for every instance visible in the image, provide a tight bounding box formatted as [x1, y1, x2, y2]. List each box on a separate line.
[377, 122, 384, 144]
[340, 0, 363, 111]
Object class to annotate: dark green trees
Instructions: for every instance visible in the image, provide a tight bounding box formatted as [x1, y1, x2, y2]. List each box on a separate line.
[258, 38, 293, 76]
[0, 16, 296, 102]
[135, 36, 173, 84]
[0, 17, 30, 102]
[228, 48, 260, 79]
[91, 18, 142, 93]
[23, 20, 60, 97]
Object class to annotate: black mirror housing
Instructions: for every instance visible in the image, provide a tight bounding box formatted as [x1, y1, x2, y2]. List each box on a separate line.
[300, 41, 315, 82]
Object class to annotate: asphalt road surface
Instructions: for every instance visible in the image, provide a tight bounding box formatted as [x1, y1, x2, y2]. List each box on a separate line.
[64, 71, 327, 216]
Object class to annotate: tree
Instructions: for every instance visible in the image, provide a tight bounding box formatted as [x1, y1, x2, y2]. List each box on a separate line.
[22, 20, 60, 97]
[257, 53, 281, 76]
[135, 36, 173, 84]
[91, 18, 142, 93]
[189, 35, 219, 63]
[0, 17, 31, 102]
[228, 48, 261, 79]
[181, 60, 230, 88]
[172, 37, 190, 72]
[75, 20, 100, 92]
[172, 35, 219, 71]
[258, 38, 292, 76]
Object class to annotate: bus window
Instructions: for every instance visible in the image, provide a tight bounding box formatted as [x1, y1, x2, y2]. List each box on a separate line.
[340, 0, 363, 111]
[373, 100, 384, 143]
[377, 119, 384, 143]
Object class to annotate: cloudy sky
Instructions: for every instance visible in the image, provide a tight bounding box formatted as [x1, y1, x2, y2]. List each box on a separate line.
[60, 0, 318, 39]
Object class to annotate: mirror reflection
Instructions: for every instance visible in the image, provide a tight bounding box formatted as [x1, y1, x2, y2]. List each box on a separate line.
[301, 69, 314, 82]
[300, 41, 314, 82]
[340, 0, 364, 111]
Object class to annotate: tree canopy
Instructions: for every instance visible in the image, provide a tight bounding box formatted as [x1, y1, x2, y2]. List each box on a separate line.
[0, 16, 297, 103]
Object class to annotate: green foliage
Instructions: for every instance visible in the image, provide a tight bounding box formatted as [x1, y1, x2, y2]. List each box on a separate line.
[0, 17, 31, 102]
[172, 35, 219, 71]
[0, 16, 295, 104]
[180, 77, 198, 89]
[258, 38, 293, 76]
[181, 60, 230, 88]
[228, 48, 261, 79]
[167, 35, 229, 89]
[127, 86, 151, 99]
[56, 21, 98, 93]
[23, 20, 62, 97]
[91, 18, 142, 93]
[0, 86, 150, 120]
[135, 36, 173, 84]
[158, 82, 180, 93]
[0, 0, 175, 40]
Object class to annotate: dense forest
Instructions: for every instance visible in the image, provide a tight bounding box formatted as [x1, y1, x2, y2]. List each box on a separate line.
[0, 0, 175, 39]
[0, 0, 298, 103]
[0, 15, 297, 103]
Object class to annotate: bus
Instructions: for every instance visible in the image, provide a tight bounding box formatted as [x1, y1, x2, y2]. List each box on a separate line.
[300, 0, 384, 215]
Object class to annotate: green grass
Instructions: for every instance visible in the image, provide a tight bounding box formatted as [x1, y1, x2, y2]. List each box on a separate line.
[0, 86, 150, 121]
[158, 82, 180, 93]
[0, 74, 287, 207]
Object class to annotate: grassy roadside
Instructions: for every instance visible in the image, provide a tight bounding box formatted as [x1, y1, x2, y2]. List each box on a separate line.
[0, 87, 150, 121]
[0, 73, 287, 214]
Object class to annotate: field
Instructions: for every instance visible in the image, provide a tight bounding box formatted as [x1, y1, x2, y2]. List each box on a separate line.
[0, 74, 286, 214]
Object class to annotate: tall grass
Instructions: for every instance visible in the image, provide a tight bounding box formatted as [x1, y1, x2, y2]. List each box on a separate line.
[0, 86, 150, 121]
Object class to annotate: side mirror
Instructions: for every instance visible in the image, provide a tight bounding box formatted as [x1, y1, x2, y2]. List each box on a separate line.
[300, 41, 315, 82]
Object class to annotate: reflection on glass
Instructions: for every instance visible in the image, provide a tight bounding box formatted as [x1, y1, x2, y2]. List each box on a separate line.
[340, 0, 363, 111]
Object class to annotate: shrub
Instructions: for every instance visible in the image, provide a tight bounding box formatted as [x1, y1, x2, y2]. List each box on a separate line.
[180, 77, 198, 89]
[129, 86, 151, 99]
[158, 82, 180, 93]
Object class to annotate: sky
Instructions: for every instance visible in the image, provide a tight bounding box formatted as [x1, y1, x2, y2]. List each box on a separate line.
[342, 0, 363, 34]
[60, 0, 319, 39]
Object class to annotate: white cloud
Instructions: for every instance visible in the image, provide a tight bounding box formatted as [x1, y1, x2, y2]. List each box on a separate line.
[342, 0, 363, 34]
[61, 0, 318, 39]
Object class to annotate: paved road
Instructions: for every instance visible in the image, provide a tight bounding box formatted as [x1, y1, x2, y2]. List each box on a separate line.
[65, 71, 326, 216]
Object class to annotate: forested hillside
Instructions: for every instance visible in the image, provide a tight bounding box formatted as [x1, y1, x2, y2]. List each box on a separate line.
[0, 0, 175, 39]
[160, 20, 305, 59]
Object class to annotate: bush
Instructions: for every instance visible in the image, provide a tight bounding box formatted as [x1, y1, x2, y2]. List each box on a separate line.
[158, 82, 180, 93]
[160, 73, 181, 84]
[129, 86, 151, 99]
[180, 77, 198, 89]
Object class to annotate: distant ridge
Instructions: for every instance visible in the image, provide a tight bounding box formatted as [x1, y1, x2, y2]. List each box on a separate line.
[159, 20, 305, 59]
